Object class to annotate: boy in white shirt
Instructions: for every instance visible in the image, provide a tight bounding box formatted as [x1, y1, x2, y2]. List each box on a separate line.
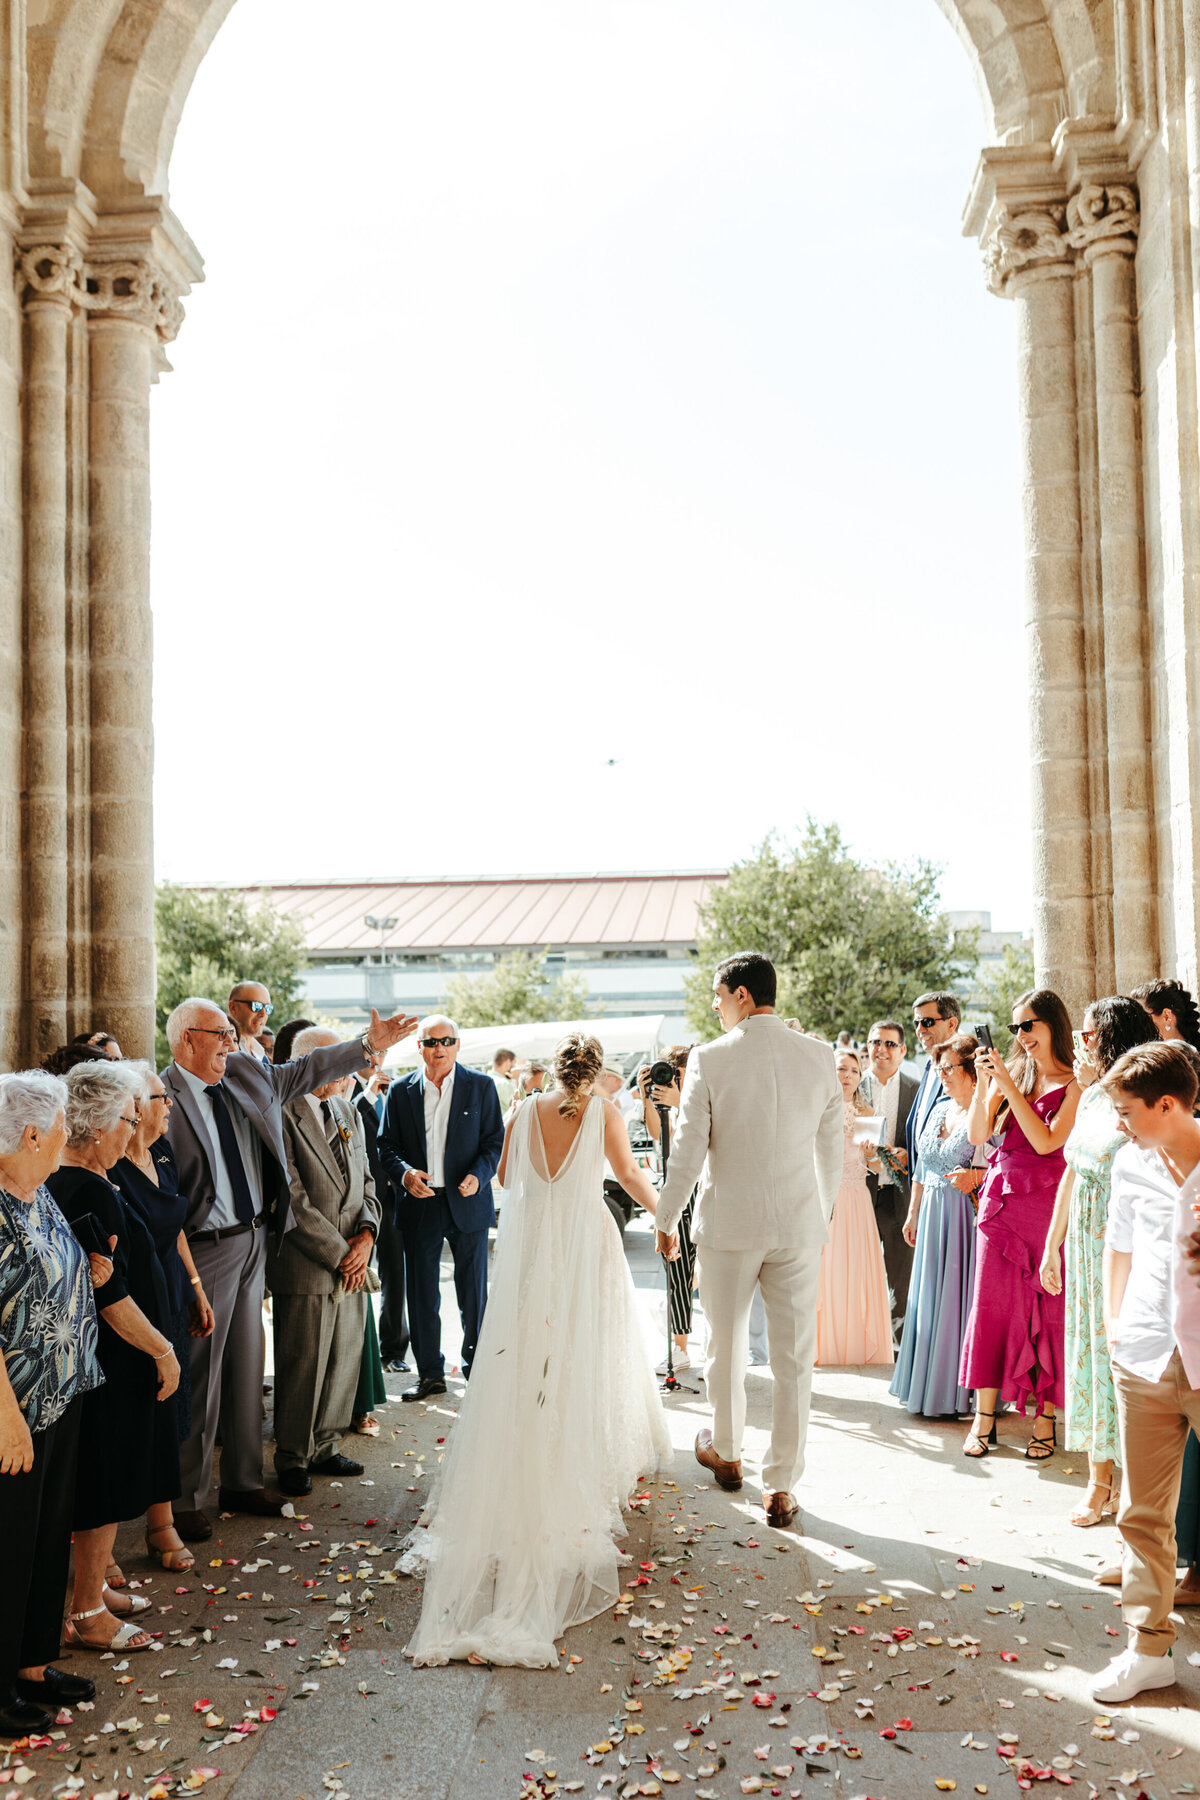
[1093, 1040, 1200, 1703]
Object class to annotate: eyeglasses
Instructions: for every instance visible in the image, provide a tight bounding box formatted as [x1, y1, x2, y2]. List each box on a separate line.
[240, 1000, 274, 1016]
[868, 1038, 903, 1051]
[189, 1027, 238, 1044]
[420, 1037, 458, 1049]
[119, 1115, 138, 1128]
[913, 1016, 940, 1031]
[1011, 1019, 1038, 1036]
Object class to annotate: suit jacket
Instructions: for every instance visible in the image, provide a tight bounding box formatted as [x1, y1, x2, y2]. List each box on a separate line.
[906, 1057, 947, 1175]
[377, 1063, 506, 1234]
[162, 1037, 370, 1248]
[655, 1013, 843, 1250]
[267, 1094, 382, 1296]
[860, 1068, 918, 1201]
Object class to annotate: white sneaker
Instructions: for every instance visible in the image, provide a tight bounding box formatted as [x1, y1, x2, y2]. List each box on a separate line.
[1089, 1647, 1176, 1703]
[656, 1351, 691, 1374]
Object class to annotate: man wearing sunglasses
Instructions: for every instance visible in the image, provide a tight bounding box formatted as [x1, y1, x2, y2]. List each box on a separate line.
[908, 991, 963, 1180]
[377, 1017, 506, 1402]
[228, 982, 274, 1064]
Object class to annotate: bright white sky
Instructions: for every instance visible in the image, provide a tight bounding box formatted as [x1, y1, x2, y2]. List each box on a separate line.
[153, 0, 1030, 930]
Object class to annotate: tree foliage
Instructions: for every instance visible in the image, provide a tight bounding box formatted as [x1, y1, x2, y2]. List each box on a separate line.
[154, 884, 309, 1065]
[685, 821, 975, 1042]
[972, 941, 1036, 1034]
[442, 949, 596, 1030]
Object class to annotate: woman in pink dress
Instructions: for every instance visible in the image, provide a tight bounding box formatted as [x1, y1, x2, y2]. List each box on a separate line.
[815, 1050, 893, 1367]
[959, 989, 1080, 1459]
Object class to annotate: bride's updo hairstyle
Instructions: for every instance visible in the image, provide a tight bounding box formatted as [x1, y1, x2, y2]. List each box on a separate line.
[554, 1033, 604, 1118]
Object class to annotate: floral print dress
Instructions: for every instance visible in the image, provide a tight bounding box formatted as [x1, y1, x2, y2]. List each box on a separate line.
[1063, 1083, 1124, 1460]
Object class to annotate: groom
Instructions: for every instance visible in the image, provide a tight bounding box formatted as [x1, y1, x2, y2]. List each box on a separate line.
[655, 953, 843, 1527]
[377, 1016, 505, 1402]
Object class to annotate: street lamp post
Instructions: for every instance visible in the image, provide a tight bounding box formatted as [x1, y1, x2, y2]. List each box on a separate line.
[364, 914, 398, 964]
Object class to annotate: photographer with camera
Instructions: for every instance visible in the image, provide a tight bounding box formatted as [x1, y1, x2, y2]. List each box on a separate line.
[638, 1047, 697, 1375]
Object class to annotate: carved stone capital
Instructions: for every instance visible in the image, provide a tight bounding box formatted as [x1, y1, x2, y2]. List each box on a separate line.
[13, 243, 185, 341]
[1065, 182, 1139, 255]
[982, 206, 1070, 297]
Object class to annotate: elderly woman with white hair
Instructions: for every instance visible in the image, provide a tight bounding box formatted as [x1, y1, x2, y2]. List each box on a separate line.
[45, 1061, 182, 1656]
[0, 1070, 109, 1734]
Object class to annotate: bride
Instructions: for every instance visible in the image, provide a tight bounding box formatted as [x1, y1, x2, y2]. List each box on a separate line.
[402, 1033, 672, 1669]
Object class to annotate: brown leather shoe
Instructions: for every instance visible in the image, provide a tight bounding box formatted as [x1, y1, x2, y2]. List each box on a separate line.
[173, 1508, 213, 1542]
[695, 1428, 742, 1492]
[217, 1486, 286, 1517]
[765, 1491, 799, 1529]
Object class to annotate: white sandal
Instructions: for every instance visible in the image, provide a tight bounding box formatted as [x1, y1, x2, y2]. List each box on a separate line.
[1069, 1481, 1114, 1528]
[64, 1603, 152, 1653]
[103, 1583, 151, 1615]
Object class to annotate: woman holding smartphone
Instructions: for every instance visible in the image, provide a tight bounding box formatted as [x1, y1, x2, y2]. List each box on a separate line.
[958, 990, 1080, 1459]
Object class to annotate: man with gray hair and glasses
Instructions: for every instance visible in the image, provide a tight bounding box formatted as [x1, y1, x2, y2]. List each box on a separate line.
[162, 997, 418, 1540]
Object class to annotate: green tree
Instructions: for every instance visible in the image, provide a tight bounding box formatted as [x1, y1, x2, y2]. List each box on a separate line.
[685, 820, 975, 1042]
[973, 941, 1036, 1036]
[154, 883, 309, 1065]
[442, 949, 596, 1029]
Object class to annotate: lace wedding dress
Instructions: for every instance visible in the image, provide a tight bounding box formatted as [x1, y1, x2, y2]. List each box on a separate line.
[401, 1095, 672, 1668]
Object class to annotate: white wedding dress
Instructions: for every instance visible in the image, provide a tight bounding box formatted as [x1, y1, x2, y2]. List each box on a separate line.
[401, 1095, 672, 1668]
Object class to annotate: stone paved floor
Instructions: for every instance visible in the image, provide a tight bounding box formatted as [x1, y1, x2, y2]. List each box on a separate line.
[10, 1218, 1200, 1800]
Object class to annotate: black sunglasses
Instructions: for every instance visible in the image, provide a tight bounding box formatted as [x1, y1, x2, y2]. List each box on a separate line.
[1011, 1018, 1038, 1036]
[241, 1000, 274, 1016]
[420, 1036, 458, 1048]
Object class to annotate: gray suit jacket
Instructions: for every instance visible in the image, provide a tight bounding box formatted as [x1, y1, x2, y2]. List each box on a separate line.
[162, 1038, 370, 1246]
[268, 1095, 381, 1297]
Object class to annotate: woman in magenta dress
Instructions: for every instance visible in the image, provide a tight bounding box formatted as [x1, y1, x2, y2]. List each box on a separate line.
[958, 989, 1080, 1459]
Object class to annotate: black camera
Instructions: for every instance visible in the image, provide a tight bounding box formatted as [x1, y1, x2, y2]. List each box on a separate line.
[648, 1059, 676, 1091]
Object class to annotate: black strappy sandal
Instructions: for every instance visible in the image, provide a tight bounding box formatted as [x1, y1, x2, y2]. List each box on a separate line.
[1025, 1414, 1057, 1461]
[963, 1409, 997, 1458]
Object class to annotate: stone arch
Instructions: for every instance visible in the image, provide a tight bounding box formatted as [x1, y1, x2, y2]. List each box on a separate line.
[929, 0, 1116, 144]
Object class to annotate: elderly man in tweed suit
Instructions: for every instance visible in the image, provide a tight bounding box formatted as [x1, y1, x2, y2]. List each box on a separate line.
[269, 1028, 381, 1498]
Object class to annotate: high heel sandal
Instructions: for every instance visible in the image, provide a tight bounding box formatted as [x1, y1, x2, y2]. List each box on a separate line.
[103, 1583, 151, 1616]
[1025, 1416, 1057, 1461]
[104, 1559, 126, 1589]
[963, 1409, 998, 1458]
[1069, 1481, 1112, 1527]
[146, 1524, 196, 1573]
[64, 1604, 152, 1653]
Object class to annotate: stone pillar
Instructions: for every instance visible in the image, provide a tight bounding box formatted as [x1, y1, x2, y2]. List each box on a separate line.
[17, 246, 77, 1060]
[1069, 186, 1159, 992]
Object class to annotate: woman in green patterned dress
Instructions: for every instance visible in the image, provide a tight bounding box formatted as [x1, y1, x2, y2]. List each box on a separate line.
[1040, 997, 1157, 1527]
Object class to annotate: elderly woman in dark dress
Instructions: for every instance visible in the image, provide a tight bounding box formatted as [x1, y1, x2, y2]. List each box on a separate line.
[46, 1061, 182, 1655]
[112, 1064, 215, 1575]
[0, 1070, 111, 1733]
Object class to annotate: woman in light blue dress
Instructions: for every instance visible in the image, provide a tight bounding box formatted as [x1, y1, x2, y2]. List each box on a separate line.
[890, 1034, 984, 1417]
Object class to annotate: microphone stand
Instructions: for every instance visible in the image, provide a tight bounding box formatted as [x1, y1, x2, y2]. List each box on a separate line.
[656, 1100, 697, 1395]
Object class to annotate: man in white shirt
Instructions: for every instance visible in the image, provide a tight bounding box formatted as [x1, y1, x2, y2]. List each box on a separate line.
[1092, 1040, 1200, 1703]
[859, 1021, 918, 1337]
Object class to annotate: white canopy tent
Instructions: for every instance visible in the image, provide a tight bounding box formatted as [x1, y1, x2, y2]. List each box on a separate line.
[384, 1014, 676, 1077]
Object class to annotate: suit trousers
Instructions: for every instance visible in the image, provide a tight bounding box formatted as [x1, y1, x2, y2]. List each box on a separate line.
[697, 1243, 821, 1495]
[375, 1207, 410, 1363]
[1112, 1350, 1200, 1655]
[181, 1223, 269, 1509]
[867, 1173, 912, 1331]
[405, 1192, 488, 1382]
[272, 1290, 367, 1471]
[0, 1395, 81, 1690]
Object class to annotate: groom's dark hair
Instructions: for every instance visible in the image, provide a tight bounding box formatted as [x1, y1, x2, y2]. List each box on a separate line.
[714, 951, 777, 1008]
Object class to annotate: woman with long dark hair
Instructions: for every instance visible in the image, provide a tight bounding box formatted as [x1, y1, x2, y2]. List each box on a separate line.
[1039, 997, 1158, 1525]
[958, 989, 1080, 1459]
[1132, 979, 1200, 1049]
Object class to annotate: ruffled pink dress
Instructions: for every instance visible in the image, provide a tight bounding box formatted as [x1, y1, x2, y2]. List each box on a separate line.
[815, 1105, 894, 1367]
[958, 1088, 1067, 1412]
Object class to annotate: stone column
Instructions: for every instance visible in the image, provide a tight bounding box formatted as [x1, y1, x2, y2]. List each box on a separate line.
[17, 246, 78, 1060]
[85, 258, 182, 1058]
[985, 209, 1096, 1020]
[1069, 185, 1159, 991]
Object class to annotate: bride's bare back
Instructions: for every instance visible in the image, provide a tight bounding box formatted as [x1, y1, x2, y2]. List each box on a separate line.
[497, 1090, 659, 1210]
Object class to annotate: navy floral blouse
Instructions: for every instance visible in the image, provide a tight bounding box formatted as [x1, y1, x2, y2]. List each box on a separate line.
[0, 1183, 103, 1430]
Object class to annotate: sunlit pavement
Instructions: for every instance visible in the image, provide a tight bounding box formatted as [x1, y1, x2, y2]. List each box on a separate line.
[48, 1216, 1197, 1800]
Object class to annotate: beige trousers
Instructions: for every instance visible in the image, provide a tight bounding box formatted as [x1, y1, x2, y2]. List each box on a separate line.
[1112, 1348, 1200, 1654]
[697, 1243, 821, 1494]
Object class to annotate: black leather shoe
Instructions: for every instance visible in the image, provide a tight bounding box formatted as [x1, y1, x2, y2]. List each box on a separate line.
[402, 1377, 448, 1402]
[277, 1467, 312, 1497]
[309, 1452, 364, 1477]
[0, 1692, 53, 1735]
[173, 1507, 213, 1542]
[383, 1358, 410, 1373]
[16, 1665, 95, 1705]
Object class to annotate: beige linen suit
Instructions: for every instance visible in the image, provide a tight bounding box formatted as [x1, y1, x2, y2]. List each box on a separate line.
[268, 1094, 381, 1473]
[656, 1014, 843, 1492]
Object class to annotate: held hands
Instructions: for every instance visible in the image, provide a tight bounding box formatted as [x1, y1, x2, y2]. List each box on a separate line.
[655, 1229, 680, 1261]
[338, 1229, 373, 1292]
[87, 1234, 117, 1291]
[189, 1290, 215, 1337]
[458, 1174, 479, 1198]
[0, 1407, 33, 1475]
[404, 1168, 435, 1199]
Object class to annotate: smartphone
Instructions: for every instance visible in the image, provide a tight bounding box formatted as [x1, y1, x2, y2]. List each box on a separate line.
[1072, 1029, 1086, 1058]
[975, 1023, 994, 1051]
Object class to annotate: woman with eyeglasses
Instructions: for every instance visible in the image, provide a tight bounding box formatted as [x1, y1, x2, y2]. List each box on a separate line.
[958, 989, 1080, 1459]
[45, 1062, 182, 1654]
[890, 1035, 985, 1417]
[1036, 998, 1158, 1525]
[111, 1064, 215, 1572]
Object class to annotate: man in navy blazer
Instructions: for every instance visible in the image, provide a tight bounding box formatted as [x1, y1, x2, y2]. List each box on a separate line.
[377, 1015, 505, 1401]
[907, 990, 963, 1169]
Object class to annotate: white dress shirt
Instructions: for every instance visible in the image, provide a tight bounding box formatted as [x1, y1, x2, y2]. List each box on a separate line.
[863, 1069, 902, 1186]
[173, 1061, 265, 1230]
[1106, 1140, 1200, 1382]
[423, 1068, 456, 1187]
